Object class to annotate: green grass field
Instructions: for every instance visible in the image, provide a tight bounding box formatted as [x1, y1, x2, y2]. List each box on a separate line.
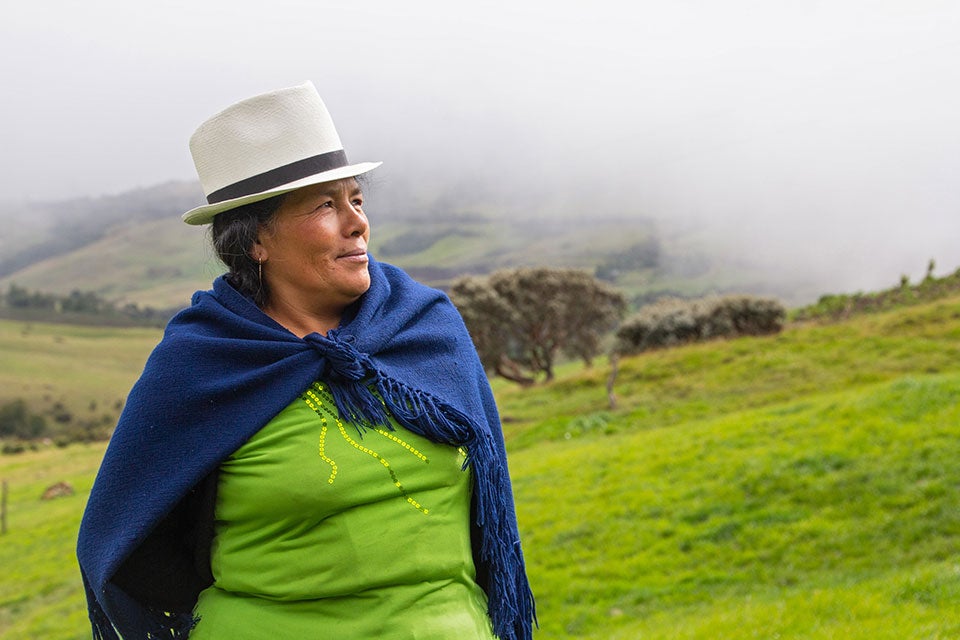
[2, 296, 960, 638]
[0, 318, 161, 431]
[0, 444, 106, 639]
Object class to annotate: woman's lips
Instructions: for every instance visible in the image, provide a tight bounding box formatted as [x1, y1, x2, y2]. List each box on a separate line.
[337, 249, 368, 262]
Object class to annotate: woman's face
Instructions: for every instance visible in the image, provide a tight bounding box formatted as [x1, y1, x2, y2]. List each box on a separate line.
[255, 177, 371, 317]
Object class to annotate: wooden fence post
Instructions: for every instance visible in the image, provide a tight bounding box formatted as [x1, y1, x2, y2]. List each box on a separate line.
[607, 354, 620, 410]
[1, 479, 7, 535]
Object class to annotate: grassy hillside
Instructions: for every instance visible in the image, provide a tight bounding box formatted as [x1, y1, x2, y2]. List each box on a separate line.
[0, 319, 161, 434]
[497, 296, 960, 637]
[3, 296, 960, 638]
[511, 372, 960, 638]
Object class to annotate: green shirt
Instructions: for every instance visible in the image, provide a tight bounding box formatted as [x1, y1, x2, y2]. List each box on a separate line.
[190, 382, 495, 639]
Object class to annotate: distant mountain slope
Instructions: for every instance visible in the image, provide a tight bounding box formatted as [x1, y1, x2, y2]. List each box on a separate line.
[0, 181, 669, 308]
[0, 180, 832, 309]
[0, 182, 203, 280]
[0, 216, 220, 308]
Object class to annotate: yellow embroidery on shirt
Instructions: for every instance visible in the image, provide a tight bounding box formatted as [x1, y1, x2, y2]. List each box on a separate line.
[300, 382, 430, 514]
[301, 388, 338, 484]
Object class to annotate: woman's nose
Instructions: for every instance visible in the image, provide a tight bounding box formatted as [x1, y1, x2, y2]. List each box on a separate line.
[344, 202, 368, 237]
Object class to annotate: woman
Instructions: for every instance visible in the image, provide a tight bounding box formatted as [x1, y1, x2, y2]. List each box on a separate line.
[77, 82, 535, 640]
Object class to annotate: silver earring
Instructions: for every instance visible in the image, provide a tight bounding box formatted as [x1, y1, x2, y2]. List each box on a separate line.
[257, 258, 263, 286]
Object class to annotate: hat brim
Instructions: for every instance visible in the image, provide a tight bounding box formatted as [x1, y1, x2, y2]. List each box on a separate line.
[182, 161, 382, 225]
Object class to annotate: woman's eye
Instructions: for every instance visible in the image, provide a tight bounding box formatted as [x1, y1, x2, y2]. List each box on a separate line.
[352, 199, 363, 208]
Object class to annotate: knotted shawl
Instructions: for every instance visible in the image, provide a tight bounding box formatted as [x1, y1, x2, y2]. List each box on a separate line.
[77, 256, 535, 640]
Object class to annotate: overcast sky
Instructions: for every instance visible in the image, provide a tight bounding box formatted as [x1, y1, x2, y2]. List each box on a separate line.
[3, 0, 960, 290]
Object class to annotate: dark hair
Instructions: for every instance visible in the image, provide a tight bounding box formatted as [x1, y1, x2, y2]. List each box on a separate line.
[210, 193, 286, 307]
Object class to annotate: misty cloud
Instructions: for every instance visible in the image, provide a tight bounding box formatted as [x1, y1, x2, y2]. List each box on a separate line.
[2, 0, 959, 297]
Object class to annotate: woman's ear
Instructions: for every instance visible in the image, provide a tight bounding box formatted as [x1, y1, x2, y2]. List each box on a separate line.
[250, 241, 267, 263]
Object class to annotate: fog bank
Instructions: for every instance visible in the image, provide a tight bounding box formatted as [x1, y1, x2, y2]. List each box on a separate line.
[3, 0, 958, 296]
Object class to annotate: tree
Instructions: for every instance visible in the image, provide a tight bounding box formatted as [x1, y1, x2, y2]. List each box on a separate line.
[61, 289, 108, 314]
[4, 284, 55, 310]
[450, 267, 627, 384]
[0, 399, 47, 440]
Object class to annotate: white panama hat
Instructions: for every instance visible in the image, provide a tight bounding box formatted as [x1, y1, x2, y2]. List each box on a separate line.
[182, 81, 381, 225]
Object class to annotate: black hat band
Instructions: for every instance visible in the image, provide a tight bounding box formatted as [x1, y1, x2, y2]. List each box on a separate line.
[206, 149, 349, 204]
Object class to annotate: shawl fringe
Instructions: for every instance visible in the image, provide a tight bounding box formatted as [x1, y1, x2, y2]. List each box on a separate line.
[83, 573, 197, 640]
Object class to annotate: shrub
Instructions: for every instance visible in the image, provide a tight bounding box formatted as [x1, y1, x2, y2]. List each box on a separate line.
[615, 298, 700, 352]
[0, 399, 48, 440]
[705, 295, 786, 338]
[615, 295, 785, 355]
[1, 441, 27, 455]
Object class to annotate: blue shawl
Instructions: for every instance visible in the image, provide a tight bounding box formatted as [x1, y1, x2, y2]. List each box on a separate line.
[77, 257, 535, 640]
